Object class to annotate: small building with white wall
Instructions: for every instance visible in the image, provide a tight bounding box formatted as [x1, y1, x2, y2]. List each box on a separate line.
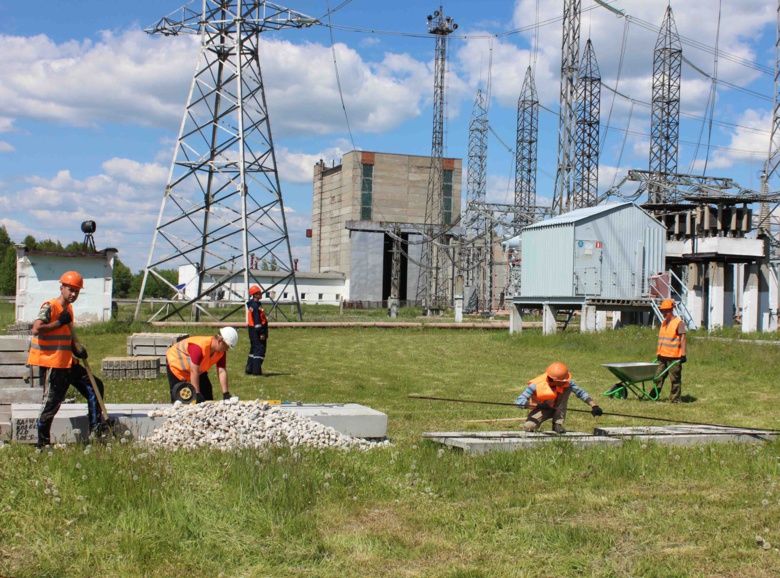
[15, 245, 117, 324]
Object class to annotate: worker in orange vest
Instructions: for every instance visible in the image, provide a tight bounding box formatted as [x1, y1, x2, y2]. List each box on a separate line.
[515, 362, 602, 434]
[652, 299, 687, 403]
[244, 284, 268, 376]
[27, 271, 105, 447]
[166, 327, 238, 403]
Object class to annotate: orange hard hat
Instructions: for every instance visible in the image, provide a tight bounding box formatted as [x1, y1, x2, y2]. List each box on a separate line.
[659, 299, 675, 311]
[545, 362, 571, 382]
[60, 271, 84, 290]
[249, 284, 262, 296]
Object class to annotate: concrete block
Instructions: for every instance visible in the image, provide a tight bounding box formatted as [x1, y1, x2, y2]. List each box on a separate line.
[127, 333, 188, 368]
[594, 425, 777, 446]
[422, 431, 623, 454]
[10, 402, 388, 444]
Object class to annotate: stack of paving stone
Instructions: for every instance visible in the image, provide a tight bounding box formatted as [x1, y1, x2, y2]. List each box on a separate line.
[0, 335, 42, 403]
[101, 356, 161, 380]
[127, 332, 188, 372]
[6, 323, 32, 336]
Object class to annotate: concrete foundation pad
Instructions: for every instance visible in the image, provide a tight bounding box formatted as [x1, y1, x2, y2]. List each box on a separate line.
[9, 402, 388, 444]
[594, 425, 777, 446]
[422, 431, 623, 454]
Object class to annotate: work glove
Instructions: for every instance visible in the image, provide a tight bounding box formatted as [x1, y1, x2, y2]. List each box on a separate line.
[74, 348, 88, 360]
[680, 355, 687, 364]
[591, 405, 603, 417]
[57, 310, 72, 326]
[195, 392, 206, 404]
[223, 391, 232, 401]
[515, 401, 528, 409]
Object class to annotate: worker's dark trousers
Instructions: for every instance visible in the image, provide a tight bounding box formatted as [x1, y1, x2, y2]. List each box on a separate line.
[166, 366, 214, 402]
[523, 388, 572, 432]
[654, 356, 682, 402]
[36, 364, 104, 446]
[245, 327, 267, 375]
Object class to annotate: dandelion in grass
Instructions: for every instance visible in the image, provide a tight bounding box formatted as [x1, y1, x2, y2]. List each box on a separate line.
[323, 482, 330, 489]
[133, 475, 139, 481]
[762, 499, 769, 506]
[675, 455, 680, 461]
[282, 473, 288, 480]
[82, 474, 87, 480]
[75, 463, 81, 469]
[44, 488, 51, 495]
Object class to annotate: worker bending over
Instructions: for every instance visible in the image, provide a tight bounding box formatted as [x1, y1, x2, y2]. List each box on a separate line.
[28, 271, 105, 447]
[515, 361, 602, 434]
[166, 327, 238, 403]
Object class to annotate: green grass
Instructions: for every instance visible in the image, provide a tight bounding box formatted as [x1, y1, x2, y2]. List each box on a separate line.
[1, 323, 780, 576]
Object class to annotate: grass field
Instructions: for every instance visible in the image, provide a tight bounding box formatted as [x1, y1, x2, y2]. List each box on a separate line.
[1, 310, 779, 576]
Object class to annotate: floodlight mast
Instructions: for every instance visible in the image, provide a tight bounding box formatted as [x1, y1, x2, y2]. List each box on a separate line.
[134, 1, 318, 322]
[418, 6, 457, 315]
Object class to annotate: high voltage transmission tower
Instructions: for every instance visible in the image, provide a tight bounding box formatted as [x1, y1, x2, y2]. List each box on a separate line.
[553, 0, 581, 215]
[759, 0, 780, 257]
[134, 0, 314, 322]
[648, 5, 681, 204]
[572, 39, 601, 209]
[463, 89, 489, 313]
[418, 6, 457, 315]
[514, 66, 539, 236]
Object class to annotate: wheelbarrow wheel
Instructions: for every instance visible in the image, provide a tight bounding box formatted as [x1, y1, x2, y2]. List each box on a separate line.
[605, 383, 627, 399]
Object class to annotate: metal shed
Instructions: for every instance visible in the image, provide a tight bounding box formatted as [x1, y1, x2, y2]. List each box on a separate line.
[520, 202, 665, 300]
[509, 203, 667, 335]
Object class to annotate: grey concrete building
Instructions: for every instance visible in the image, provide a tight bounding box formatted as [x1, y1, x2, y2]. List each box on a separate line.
[311, 151, 462, 304]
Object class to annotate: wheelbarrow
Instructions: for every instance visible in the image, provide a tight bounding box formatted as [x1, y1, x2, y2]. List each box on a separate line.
[602, 360, 680, 401]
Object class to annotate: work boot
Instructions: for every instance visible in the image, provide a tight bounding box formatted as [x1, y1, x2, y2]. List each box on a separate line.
[553, 424, 567, 434]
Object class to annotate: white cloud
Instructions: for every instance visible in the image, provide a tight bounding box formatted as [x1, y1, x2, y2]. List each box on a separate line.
[276, 141, 351, 184]
[0, 141, 15, 152]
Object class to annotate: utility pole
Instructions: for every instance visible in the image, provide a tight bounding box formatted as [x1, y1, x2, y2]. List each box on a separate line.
[572, 39, 601, 209]
[134, 1, 314, 322]
[553, 0, 581, 214]
[648, 5, 682, 204]
[514, 66, 538, 235]
[418, 6, 457, 315]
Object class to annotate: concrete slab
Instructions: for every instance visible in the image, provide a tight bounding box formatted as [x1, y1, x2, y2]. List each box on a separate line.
[422, 431, 623, 454]
[594, 425, 777, 446]
[10, 402, 388, 444]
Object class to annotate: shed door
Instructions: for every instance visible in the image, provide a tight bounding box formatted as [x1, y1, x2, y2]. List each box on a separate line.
[574, 240, 602, 296]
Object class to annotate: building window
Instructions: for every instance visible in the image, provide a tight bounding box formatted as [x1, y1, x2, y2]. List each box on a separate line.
[443, 169, 453, 224]
[336, 294, 341, 300]
[318, 293, 323, 300]
[301, 293, 306, 300]
[361, 163, 373, 220]
[283, 293, 288, 299]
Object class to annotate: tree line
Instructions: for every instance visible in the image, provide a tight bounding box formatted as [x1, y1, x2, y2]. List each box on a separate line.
[0, 226, 178, 299]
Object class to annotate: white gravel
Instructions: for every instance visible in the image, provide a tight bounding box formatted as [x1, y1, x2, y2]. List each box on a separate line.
[142, 399, 389, 452]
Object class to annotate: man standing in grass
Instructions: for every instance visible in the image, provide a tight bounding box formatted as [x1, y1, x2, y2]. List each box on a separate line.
[28, 271, 105, 447]
[166, 327, 238, 403]
[515, 361, 602, 434]
[245, 284, 268, 377]
[653, 299, 687, 403]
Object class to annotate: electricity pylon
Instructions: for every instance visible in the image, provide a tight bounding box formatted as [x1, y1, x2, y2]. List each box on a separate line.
[514, 66, 538, 235]
[572, 39, 600, 209]
[134, 1, 316, 322]
[648, 5, 681, 204]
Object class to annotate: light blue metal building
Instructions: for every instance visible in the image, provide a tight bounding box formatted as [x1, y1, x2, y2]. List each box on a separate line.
[511, 203, 667, 334]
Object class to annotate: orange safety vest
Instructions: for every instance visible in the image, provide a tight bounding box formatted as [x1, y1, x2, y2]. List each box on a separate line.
[657, 317, 683, 358]
[246, 303, 267, 327]
[27, 299, 73, 369]
[528, 373, 570, 406]
[166, 336, 225, 382]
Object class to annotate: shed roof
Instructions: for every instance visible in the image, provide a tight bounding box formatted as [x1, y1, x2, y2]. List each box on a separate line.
[524, 202, 657, 230]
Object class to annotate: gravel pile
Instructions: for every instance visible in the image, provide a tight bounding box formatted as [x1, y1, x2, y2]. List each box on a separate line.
[143, 399, 387, 452]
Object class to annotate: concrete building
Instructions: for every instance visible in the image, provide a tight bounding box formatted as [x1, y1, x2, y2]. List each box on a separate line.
[311, 151, 463, 304]
[14, 245, 117, 324]
[510, 203, 667, 334]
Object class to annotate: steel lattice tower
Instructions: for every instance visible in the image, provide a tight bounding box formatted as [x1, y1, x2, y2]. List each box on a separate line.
[648, 5, 681, 204]
[418, 7, 457, 314]
[572, 39, 601, 209]
[134, 1, 315, 322]
[463, 88, 489, 312]
[514, 66, 538, 235]
[759, 0, 780, 253]
[552, 0, 581, 214]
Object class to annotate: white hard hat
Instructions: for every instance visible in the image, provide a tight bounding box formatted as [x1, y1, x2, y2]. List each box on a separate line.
[219, 326, 238, 349]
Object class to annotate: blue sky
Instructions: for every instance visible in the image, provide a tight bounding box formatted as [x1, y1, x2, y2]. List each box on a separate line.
[0, 0, 777, 272]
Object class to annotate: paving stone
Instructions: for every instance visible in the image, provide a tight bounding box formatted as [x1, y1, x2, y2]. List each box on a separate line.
[422, 431, 622, 454]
